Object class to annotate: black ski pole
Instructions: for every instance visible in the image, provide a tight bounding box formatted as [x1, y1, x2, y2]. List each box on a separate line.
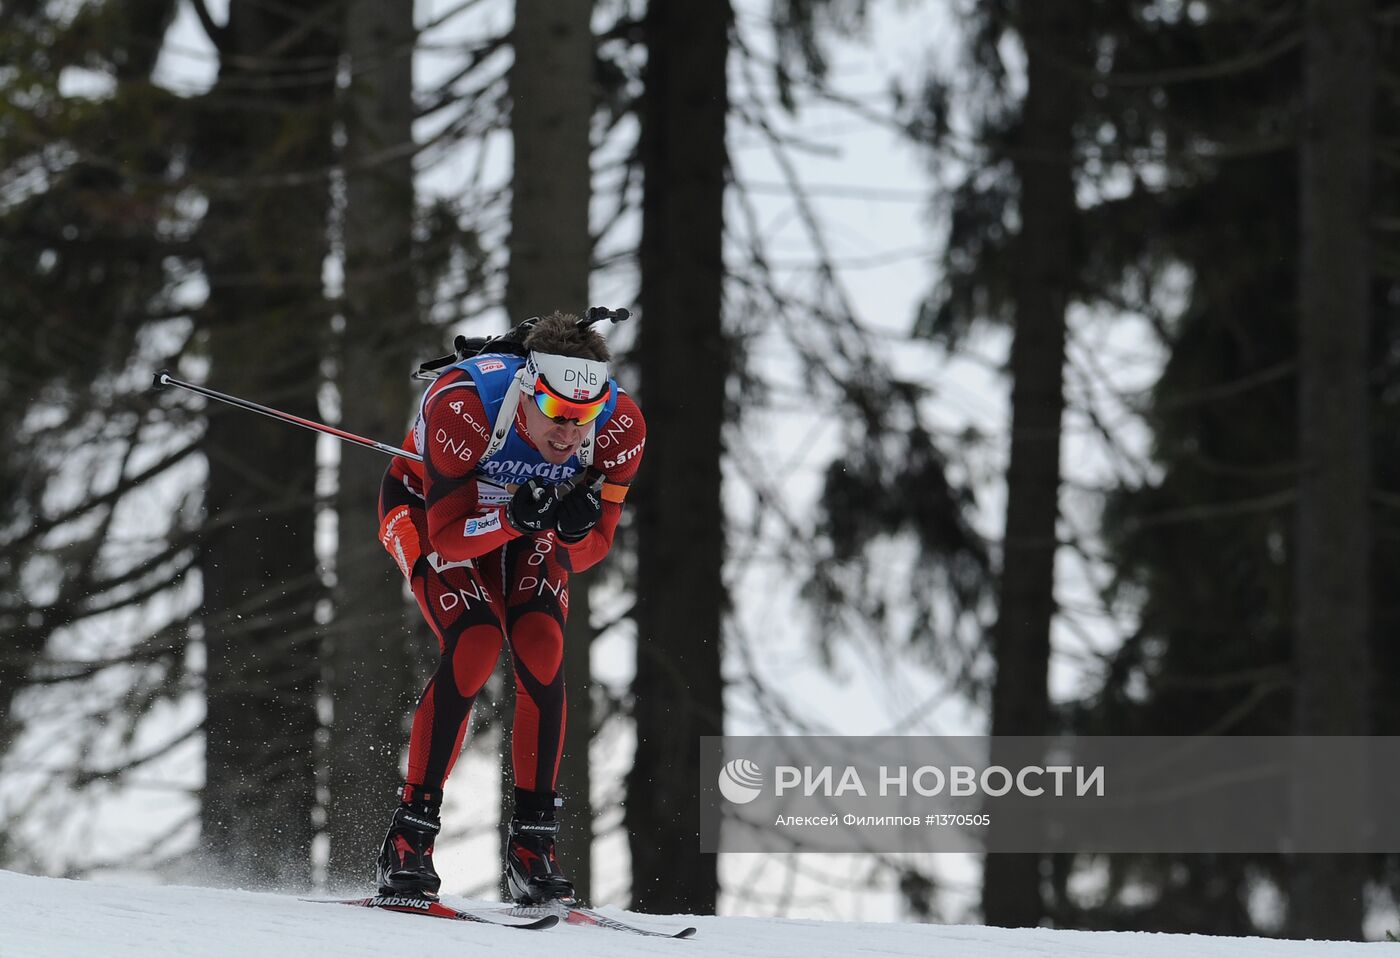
[151, 369, 423, 463]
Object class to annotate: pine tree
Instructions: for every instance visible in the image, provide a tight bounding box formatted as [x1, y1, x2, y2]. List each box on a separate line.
[982, 0, 1090, 929]
[325, 0, 423, 887]
[0, 0, 204, 872]
[193, 0, 340, 885]
[1034, 0, 1398, 934]
[505, 0, 597, 901]
[626, 0, 731, 914]
[1288, 0, 1374, 938]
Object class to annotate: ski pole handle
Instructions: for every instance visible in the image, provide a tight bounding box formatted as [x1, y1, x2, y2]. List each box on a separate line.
[553, 466, 602, 498]
[151, 369, 423, 463]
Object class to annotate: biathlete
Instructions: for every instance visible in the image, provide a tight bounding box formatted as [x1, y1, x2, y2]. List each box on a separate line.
[374, 311, 645, 904]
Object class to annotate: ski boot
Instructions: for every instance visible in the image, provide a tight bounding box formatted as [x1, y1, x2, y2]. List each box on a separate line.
[375, 786, 442, 899]
[505, 811, 576, 905]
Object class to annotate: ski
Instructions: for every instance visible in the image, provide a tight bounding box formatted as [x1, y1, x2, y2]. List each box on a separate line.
[508, 902, 697, 939]
[308, 895, 559, 930]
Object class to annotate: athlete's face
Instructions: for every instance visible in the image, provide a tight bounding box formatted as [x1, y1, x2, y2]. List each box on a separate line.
[523, 394, 586, 464]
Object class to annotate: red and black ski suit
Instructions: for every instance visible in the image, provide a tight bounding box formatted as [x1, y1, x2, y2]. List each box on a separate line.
[377, 366, 645, 803]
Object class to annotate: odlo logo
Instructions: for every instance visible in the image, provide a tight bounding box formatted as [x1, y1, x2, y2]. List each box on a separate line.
[717, 759, 764, 805]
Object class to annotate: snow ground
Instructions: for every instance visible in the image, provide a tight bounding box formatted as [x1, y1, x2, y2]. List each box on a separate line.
[0, 869, 1390, 958]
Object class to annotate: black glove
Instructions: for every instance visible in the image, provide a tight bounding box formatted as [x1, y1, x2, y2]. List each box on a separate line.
[555, 485, 603, 543]
[505, 477, 561, 534]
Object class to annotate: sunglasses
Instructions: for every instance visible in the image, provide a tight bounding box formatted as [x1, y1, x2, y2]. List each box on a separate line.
[532, 375, 610, 425]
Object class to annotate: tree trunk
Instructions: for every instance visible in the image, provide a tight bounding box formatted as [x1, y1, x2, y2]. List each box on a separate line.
[1289, 0, 1373, 940]
[197, 0, 340, 885]
[981, 2, 1082, 929]
[506, 0, 593, 323]
[625, 0, 730, 915]
[325, 0, 421, 888]
[506, 0, 596, 900]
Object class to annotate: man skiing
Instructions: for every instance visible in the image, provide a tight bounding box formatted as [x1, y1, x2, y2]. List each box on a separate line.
[373, 311, 645, 904]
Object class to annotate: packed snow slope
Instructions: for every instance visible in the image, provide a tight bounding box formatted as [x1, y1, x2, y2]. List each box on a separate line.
[0, 869, 1390, 958]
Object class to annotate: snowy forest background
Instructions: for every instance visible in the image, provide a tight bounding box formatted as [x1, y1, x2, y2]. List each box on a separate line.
[2, 0, 1399, 943]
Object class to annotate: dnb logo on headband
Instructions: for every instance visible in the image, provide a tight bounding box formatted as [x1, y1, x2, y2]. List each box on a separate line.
[560, 365, 601, 399]
[528, 351, 609, 402]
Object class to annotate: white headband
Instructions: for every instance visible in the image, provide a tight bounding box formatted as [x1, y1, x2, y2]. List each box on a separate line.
[524, 351, 610, 402]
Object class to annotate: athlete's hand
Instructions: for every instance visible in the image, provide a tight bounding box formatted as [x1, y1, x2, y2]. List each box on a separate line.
[555, 485, 603, 543]
[505, 477, 562, 534]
